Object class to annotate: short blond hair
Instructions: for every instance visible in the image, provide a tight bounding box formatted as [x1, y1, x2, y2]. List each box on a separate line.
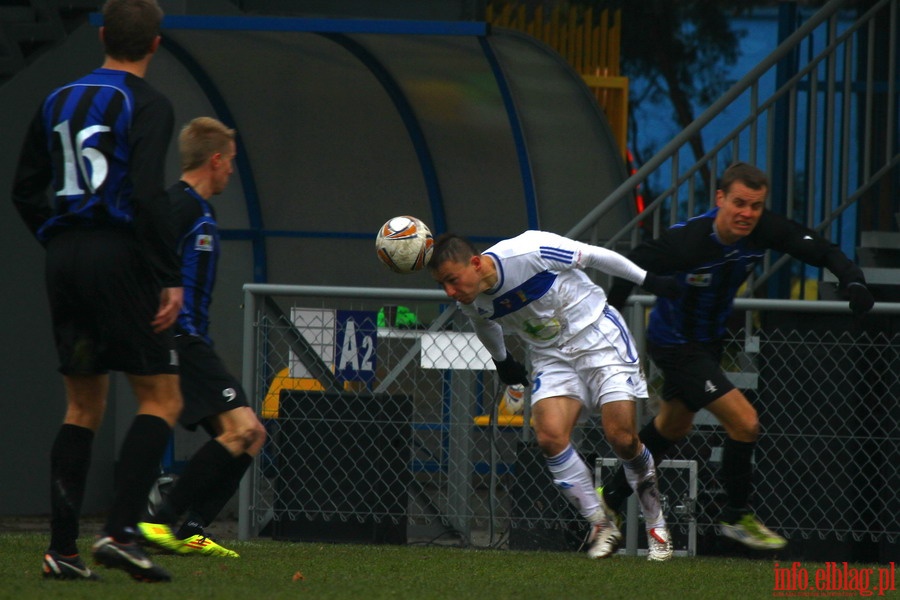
[178, 117, 235, 172]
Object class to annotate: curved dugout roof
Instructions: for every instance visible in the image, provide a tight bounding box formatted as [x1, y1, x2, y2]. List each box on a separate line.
[110, 15, 634, 287]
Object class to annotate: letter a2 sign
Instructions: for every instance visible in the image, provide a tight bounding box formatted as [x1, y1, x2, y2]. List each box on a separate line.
[336, 310, 377, 386]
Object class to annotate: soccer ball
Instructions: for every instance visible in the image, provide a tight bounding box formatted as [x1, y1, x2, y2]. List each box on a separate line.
[375, 215, 434, 274]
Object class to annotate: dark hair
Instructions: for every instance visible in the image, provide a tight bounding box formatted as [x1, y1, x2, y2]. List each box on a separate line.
[719, 162, 769, 194]
[102, 0, 163, 62]
[427, 233, 478, 271]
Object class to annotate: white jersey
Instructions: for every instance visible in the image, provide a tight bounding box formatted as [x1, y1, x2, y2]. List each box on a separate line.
[459, 230, 647, 350]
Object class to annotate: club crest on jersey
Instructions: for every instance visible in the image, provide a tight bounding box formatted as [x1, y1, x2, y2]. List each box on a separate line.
[195, 234, 214, 252]
[522, 317, 560, 341]
[499, 292, 528, 310]
[686, 273, 712, 287]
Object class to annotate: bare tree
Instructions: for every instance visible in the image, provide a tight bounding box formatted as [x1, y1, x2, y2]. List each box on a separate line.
[604, 0, 746, 182]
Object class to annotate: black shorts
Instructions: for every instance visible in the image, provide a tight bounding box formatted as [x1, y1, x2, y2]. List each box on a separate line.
[176, 334, 248, 431]
[647, 340, 735, 412]
[45, 228, 177, 376]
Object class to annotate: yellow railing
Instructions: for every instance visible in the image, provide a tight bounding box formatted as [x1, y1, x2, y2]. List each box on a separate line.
[486, 2, 629, 156]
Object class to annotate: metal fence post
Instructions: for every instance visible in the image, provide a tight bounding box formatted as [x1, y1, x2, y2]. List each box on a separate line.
[238, 286, 258, 541]
[624, 296, 651, 555]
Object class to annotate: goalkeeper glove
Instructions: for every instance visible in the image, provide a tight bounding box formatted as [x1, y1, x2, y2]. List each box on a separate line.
[493, 354, 530, 387]
[847, 282, 874, 316]
[642, 272, 682, 301]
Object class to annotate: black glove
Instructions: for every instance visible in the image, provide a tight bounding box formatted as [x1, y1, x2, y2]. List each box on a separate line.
[493, 353, 530, 387]
[847, 282, 874, 316]
[606, 279, 630, 312]
[642, 272, 682, 301]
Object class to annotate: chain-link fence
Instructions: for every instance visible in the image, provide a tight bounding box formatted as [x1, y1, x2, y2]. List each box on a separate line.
[239, 284, 900, 559]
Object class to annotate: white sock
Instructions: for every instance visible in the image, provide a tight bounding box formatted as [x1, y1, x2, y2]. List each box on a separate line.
[546, 444, 600, 521]
[622, 445, 665, 529]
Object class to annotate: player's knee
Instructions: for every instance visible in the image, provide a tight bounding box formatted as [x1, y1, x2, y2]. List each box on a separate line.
[659, 420, 692, 441]
[534, 430, 569, 457]
[143, 395, 182, 427]
[169, 394, 184, 419]
[64, 399, 106, 430]
[155, 395, 182, 426]
[131, 375, 182, 423]
[730, 417, 759, 442]
[605, 427, 639, 458]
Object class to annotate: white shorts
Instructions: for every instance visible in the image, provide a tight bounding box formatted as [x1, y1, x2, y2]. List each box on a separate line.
[529, 306, 648, 419]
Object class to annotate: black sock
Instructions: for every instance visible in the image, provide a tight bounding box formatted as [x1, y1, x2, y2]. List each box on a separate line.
[192, 453, 253, 527]
[720, 438, 756, 523]
[176, 513, 206, 539]
[105, 415, 171, 541]
[603, 419, 675, 513]
[155, 440, 234, 525]
[49, 425, 94, 555]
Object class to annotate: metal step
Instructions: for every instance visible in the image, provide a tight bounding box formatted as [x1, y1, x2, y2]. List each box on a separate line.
[857, 247, 900, 268]
[860, 230, 900, 249]
[823, 267, 900, 286]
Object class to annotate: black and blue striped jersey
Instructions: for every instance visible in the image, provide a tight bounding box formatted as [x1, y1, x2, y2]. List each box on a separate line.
[12, 67, 178, 286]
[170, 181, 219, 344]
[608, 208, 866, 345]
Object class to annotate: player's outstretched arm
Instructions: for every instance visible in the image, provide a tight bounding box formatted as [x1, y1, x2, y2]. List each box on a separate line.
[764, 213, 874, 317]
[641, 272, 682, 301]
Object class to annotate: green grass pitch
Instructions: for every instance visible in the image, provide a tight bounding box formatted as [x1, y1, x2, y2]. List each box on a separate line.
[7, 531, 883, 599]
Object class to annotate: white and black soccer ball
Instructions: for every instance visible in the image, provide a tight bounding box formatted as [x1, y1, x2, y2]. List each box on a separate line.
[375, 215, 434, 274]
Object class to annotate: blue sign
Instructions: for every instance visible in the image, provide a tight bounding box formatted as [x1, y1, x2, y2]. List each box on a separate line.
[335, 310, 377, 386]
